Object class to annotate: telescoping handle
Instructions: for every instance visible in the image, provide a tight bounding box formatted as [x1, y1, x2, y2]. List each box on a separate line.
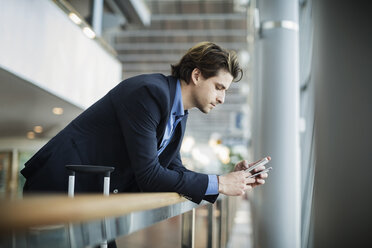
[65, 165, 115, 197]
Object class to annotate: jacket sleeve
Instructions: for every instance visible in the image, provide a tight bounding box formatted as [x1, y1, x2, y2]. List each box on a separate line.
[168, 152, 219, 204]
[110, 83, 209, 204]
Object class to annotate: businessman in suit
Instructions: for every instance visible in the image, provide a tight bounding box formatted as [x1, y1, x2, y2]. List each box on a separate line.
[21, 42, 269, 204]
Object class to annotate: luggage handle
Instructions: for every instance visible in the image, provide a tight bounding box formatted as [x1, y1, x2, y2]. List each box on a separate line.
[65, 165, 115, 197]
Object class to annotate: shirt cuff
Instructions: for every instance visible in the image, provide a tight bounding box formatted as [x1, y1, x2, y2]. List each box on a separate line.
[205, 175, 219, 195]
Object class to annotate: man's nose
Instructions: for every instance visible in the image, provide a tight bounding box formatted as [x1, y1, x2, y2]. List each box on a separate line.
[217, 91, 225, 104]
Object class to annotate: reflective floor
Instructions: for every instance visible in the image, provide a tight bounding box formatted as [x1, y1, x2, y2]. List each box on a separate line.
[227, 199, 253, 248]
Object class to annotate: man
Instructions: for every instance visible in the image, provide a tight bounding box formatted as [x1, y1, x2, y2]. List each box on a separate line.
[21, 42, 269, 204]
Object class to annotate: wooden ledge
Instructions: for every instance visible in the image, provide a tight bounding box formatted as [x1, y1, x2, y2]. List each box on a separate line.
[0, 193, 186, 233]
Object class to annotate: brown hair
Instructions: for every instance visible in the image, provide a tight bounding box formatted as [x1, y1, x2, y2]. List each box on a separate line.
[171, 41, 243, 83]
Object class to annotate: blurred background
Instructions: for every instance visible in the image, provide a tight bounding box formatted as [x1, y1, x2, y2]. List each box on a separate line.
[0, 0, 371, 247]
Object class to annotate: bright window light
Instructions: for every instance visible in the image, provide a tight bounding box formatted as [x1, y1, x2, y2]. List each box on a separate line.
[181, 136, 195, 153]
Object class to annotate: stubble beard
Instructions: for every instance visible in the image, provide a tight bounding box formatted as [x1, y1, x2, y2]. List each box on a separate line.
[198, 103, 212, 114]
[192, 94, 209, 114]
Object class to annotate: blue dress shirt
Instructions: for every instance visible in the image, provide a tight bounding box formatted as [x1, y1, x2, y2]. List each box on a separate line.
[157, 80, 218, 195]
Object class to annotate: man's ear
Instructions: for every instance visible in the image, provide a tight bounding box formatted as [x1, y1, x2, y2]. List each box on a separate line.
[191, 68, 201, 85]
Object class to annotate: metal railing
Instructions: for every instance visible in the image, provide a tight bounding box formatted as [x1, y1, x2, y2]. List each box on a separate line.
[0, 193, 237, 248]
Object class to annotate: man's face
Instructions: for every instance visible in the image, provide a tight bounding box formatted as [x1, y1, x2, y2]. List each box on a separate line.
[191, 69, 233, 114]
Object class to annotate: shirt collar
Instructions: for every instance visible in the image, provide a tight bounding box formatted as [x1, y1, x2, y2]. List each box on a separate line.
[172, 79, 187, 117]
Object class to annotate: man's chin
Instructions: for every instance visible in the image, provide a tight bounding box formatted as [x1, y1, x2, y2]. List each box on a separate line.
[195, 105, 212, 114]
[200, 107, 211, 114]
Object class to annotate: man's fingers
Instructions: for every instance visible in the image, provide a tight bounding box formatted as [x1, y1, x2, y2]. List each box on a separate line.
[256, 179, 265, 184]
[238, 160, 248, 169]
[244, 171, 252, 178]
[243, 184, 252, 192]
[259, 173, 268, 179]
[234, 160, 248, 172]
[253, 165, 266, 172]
[245, 177, 256, 185]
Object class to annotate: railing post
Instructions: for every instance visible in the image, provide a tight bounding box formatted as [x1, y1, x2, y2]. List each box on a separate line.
[215, 201, 221, 248]
[207, 204, 214, 248]
[181, 208, 195, 248]
[219, 198, 228, 248]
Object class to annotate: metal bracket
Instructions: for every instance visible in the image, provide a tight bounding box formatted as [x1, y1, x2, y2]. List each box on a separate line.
[254, 8, 299, 38]
[261, 20, 299, 32]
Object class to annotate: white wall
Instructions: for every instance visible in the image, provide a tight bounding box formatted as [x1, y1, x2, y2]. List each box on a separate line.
[0, 0, 122, 109]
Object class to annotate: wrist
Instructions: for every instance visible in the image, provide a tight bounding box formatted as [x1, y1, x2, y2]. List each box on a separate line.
[217, 175, 224, 193]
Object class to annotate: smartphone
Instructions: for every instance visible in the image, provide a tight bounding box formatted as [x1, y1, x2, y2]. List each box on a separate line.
[246, 157, 270, 173]
[248, 167, 272, 178]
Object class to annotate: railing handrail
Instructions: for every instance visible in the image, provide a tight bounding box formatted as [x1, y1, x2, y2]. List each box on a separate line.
[0, 193, 186, 233]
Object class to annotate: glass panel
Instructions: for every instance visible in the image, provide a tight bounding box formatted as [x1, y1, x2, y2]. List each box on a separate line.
[0, 152, 12, 198]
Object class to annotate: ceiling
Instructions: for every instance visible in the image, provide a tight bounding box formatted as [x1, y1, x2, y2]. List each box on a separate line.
[0, 67, 83, 140]
[117, 0, 249, 78]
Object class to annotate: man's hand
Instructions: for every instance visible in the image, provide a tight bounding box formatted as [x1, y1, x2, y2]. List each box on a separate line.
[219, 156, 271, 195]
[218, 170, 255, 196]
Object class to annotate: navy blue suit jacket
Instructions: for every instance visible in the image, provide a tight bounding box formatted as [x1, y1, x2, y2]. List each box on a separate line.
[21, 74, 218, 204]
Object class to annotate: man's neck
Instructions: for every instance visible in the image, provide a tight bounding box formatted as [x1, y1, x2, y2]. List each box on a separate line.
[180, 79, 194, 110]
